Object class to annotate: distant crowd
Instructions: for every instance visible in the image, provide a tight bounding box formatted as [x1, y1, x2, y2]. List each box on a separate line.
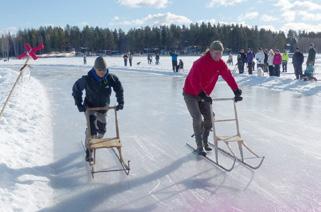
[120, 51, 184, 73]
[81, 43, 317, 81]
[234, 43, 317, 81]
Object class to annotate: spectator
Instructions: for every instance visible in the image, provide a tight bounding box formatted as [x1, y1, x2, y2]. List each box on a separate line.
[282, 51, 289, 72]
[273, 49, 282, 77]
[267, 49, 275, 76]
[170, 51, 178, 72]
[292, 48, 304, 80]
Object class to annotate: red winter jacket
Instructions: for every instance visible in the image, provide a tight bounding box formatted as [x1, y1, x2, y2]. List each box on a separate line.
[273, 53, 282, 65]
[183, 52, 239, 96]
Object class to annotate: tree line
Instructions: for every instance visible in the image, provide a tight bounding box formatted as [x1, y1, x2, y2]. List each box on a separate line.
[1, 23, 321, 57]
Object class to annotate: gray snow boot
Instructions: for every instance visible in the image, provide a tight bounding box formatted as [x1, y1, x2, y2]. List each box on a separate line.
[203, 130, 212, 151]
[195, 134, 207, 156]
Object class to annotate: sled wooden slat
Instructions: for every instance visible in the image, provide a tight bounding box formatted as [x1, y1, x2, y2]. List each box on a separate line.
[90, 138, 122, 149]
[216, 135, 243, 143]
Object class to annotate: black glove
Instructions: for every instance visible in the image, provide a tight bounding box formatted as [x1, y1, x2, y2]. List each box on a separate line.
[199, 92, 212, 104]
[77, 104, 86, 112]
[116, 104, 124, 111]
[233, 88, 243, 102]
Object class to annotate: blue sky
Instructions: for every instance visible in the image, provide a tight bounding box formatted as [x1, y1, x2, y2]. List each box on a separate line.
[1, 0, 321, 34]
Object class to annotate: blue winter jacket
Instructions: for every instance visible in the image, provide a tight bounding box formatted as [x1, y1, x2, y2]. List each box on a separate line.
[72, 68, 124, 108]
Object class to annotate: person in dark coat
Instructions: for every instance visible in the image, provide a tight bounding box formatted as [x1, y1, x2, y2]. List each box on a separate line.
[237, 49, 247, 74]
[307, 43, 316, 66]
[246, 49, 255, 75]
[72, 56, 124, 161]
[123, 54, 128, 66]
[292, 48, 304, 79]
[155, 53, 160, 65]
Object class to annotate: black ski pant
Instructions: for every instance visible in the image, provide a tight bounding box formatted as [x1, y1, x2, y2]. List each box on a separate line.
[248, 62, 253, 75]
[282, 61, 287, 72]
[293, 64, 303, 79]
[269, 65, 275, 76]
[172, 61, 178, 72]
[274, 64, 280, 77]
[183, 93, 212, 149]
[238, 63, 244, 74]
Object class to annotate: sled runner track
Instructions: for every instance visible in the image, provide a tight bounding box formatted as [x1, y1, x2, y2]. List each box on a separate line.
[186, 143, 235, 172]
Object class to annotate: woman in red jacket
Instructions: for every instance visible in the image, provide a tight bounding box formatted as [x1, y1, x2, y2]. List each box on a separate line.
[183, 40, 242, 156]
[273, 49, 282, 77]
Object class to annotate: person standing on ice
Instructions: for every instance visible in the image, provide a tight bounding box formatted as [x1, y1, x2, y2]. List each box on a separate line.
[255, 48, 265, 72]
[292, 47, 304, 80]
[128, 52, 133, 67]
[307, 43, 316, 66]
[246, 48, 255, 75]
[236, 49, 246, 74]
[123, 53, 128, 66]
[183, 40, 242, 156]
[267, 49, 275, 76]
[273, 49, 282, 77]
[72, 56, 124, 162]
[170, 51, 178, 72]
[282, 51, 289, 72]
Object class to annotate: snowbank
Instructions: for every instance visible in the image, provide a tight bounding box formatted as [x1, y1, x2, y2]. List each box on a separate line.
[0, 68, 53, 211]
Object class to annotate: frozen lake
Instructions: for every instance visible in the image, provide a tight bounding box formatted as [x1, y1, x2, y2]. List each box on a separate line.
[1, 55, 321, 211]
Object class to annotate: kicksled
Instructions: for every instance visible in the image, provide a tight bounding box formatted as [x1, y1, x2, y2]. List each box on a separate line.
[187, 98, 265, 171]
[82, 106, 130, 178]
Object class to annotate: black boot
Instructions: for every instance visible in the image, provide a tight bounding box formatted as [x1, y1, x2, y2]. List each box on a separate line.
[85, 149, 93, 162]
[196, 147, 207, 156]
[204, 143, 212, 151]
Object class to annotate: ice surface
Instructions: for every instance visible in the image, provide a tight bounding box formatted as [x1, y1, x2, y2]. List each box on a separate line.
[0, 55, 321, 211]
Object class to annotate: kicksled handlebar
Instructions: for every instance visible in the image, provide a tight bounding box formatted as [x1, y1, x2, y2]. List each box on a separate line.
[86, 106, 117, 111]
[212, 98, 234, 101]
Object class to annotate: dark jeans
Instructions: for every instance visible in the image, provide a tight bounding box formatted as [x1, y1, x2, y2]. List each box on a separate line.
[282, 61, 287, 72]
[269, 65, 275, 76]
[172, 61, 178, 72]
[274, 64, 280, 77]
[238, 63, 244, 74]
[293, 64, 303, 79]
[248, 62, 253, 74]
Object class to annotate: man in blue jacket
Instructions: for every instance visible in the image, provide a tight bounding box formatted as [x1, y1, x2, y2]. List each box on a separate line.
[170, 51, 178, 72]
[72, 56, 124, 161]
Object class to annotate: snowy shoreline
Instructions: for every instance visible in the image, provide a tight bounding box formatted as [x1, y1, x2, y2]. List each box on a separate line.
[0, 68, 53, 211]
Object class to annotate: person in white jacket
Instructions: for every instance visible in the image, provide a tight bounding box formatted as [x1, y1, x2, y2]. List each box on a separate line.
[267, 49, 275, 76]
[255, 48, 265, 71]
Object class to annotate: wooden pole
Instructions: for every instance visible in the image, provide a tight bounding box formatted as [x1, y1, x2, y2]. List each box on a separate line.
[0, 57, 30, 119]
